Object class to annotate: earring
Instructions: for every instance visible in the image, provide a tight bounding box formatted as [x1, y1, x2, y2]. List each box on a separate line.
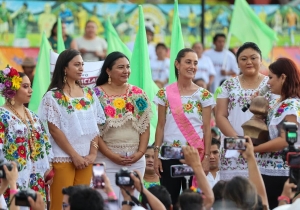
[108, 75, 111, 85]
[10, 98, 15, 106]
[63, 72, 67, 83]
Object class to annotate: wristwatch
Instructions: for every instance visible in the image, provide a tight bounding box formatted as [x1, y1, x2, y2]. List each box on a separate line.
[154, 145, 160, 152]
[122, 200, 135, 206]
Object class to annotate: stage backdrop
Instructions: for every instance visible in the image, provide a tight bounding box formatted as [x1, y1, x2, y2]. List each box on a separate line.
[0, 0, 300, 48]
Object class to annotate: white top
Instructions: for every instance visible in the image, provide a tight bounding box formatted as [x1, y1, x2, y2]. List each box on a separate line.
[0, 195, 6, 209]
[75, 36, 108, 61]
[127, 41, 157, 60]
[153, 86, 215, 159]
[194, 55, 216, 84]
[217, 76, 271, 180]
[150, 58, 170, 83]
[257, 98, 300, 177]
[203, 49, 239, 92]
[38, 87, 106, 162]
[206, 171, 220, 188]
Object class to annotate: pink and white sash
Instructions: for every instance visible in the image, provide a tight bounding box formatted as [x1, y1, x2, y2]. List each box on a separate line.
[166, 82, 204, 159]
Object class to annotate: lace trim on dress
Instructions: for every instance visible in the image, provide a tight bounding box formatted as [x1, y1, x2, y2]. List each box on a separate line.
[52, 157, 72, 163]
[259, 168, 289, 176]
[100, 106, 151, 135]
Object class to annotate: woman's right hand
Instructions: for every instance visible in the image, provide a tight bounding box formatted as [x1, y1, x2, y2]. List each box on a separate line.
[71, 153, 88, 169]
[154, 156, 163, 178]
[109, 153, 131, 166]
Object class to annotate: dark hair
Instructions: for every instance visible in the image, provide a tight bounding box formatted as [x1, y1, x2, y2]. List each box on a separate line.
[69, 188, 104, 210]
[269, 58, 300, 100]
[236, 42, 262, 62]
[211, 138, 220, 149]
[96, 51, 129, 86]
[18, 72, 26, 78]
[47, 49, 81, 91]
[50, 21, 58, 38]
[219, 79, 226, 86]
[213, 180, 227, 201]
[213, 33, 226, 43]
[223, 176, 258, 209]
[191, 42, 202, 49]
[155, 43, 167, 51]
[147, 145, 154, 150]
[174, 48, 196, 80]
[147, 186, 172, 209]
[23, 3, 28, 8]
[62, 185, 89, 197]
[193, 78, 205, 84]
[178, 189, 203, 210]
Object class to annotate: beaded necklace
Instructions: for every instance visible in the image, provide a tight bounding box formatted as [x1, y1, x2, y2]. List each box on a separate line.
[7, 103, 36, 159]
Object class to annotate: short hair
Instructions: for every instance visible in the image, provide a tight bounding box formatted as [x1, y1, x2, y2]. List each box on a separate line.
[213, 33, 226, 43]
[156, 43, 167, 51]
[147, 145, 154, 150]
[211, 138, 220, 149]
[236, 42, 262, 62]
[146, 185, 172, 209]
[178, 189, 203, 210]
[269, 58, 300, 100]
[69, 188, 104, 210]
[213, 180, 227, 201]
[62, 185, 89, 197]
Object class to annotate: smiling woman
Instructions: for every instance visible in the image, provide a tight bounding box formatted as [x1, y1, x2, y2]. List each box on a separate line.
[38, 49, 106, 210]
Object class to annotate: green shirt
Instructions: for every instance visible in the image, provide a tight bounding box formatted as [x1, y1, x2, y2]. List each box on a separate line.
[48, 35, 73, 52]
[14, 11, 30, 38]
[0, 7, 9, 22]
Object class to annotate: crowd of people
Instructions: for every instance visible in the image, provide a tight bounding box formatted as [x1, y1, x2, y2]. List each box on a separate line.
[0, 18, 300, 210]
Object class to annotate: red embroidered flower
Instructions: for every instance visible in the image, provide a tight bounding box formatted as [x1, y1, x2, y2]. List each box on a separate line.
[17, 145, 26, 158]
[16, 137, 25, 143]
[79, 99, 86, 106]
[31, 186, 39, 192]
[125, 102, 134, 113]
[54, 92, 62, 99]
[37, 178, 45, 188]
[131, 86, 143, 94]
[0, 138, 3, 144]
[280, 103, 288, 108]
[104, 105, 116, 118]
[0, 122, 5, 132]
[34, 131, 40, 140]
[8, 68, 19, 77]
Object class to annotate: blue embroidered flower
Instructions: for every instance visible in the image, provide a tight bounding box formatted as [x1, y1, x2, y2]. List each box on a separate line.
[277, 164, 282, 169]
[135, 98, 148, 112]
[13, 151, 18, 158]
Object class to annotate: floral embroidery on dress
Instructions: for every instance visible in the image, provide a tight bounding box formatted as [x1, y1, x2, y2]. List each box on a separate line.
[171, 140, 181, 147]
[201, 89, 212, 100]
[183, 100, 194, 113]
[274, 101, 294, 117]
[196, 102, 202, 114]
[52, 87, 95, 113]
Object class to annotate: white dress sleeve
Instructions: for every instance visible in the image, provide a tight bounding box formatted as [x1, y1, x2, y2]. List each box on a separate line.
[198, 88, 216, 108]
[217, 79, 230, 99]
[153, 88, 166, 106]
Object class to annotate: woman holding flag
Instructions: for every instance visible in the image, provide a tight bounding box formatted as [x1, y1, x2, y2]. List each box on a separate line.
[153, 48, 215, 206]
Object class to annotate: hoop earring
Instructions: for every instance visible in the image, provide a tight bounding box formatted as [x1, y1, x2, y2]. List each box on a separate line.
[108, 75, 111, 85]
[63, 72, 67, 84]
[10, 98, 15, 106]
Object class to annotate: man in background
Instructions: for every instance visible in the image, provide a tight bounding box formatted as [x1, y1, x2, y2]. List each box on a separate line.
[206, 138, 220, 188]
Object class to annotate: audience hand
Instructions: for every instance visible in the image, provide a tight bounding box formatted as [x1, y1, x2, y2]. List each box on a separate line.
[154, 157, 163, 178]
[0, 162, 18, 194]
[281, 179, 297, 199]
[241, 136, 255, 160]
[182, 146, 201, 169]
[28, 192, 45, 210]
[102, 173, 114, 195]
[201, 157, 210, 175]
[130, 170, 144, 193]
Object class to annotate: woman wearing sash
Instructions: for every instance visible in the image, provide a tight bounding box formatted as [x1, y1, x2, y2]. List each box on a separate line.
[39, 49, 105, 210]
[216, 42, 271, 180]
[93, 52, 151, 203]
[153, 48, 215, 206]
[255, 58, 300, 209]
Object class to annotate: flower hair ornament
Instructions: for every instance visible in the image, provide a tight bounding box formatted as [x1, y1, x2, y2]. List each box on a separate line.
[0, 65, 22, 105]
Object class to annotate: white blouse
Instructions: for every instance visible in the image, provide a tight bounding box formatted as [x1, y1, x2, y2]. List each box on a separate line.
[38, 87, 106, 162]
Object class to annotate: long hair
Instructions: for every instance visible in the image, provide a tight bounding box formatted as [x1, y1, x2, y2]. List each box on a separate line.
[269, 57, 300, 100]
[174, 48, 196, 80]
[50, 21, 58, 38]
[95, 51, 129, 86]
[47, 49, 81, 91]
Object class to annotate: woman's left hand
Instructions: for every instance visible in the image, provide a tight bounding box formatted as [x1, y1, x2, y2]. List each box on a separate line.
[127, 152, 143, 165]
[84, 153, 97, 164]
[201, 157, 210, 175]
[44, 169, 54, 185]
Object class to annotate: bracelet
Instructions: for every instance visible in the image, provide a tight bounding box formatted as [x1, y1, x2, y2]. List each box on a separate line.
[107, 191, 117, 200]
[153, 146, 160, 152]
[9, 189, 18, 195]
[122, 200, 135, 206]
[91, 141, 99, 149]
[278, 195, 290, 204]
[138, 150, 145, 155]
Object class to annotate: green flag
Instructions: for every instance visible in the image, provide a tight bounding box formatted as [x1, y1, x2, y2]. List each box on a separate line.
[105, 18, 132, 60]
[57, 18, 66, 54]
[29, 32, 51, 113]
[0, 96, 4, 106]
[169, 0, 184, 84]
[230, 0, 277, 58]
[130, 5, 159, 144]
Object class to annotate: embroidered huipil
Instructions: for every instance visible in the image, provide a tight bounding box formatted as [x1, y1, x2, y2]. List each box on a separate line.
[93, 85, 151, 159]
[153, 87, 215, 159]
[256, 98, 300, 177]
[217, 76, 272, 180]
[0, 107, 53, 203]
[39, 87, 105, 162]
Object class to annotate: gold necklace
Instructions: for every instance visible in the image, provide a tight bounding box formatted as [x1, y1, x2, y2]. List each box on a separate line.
[7, 103, 36, 159]
[241, 74, 261, 87]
